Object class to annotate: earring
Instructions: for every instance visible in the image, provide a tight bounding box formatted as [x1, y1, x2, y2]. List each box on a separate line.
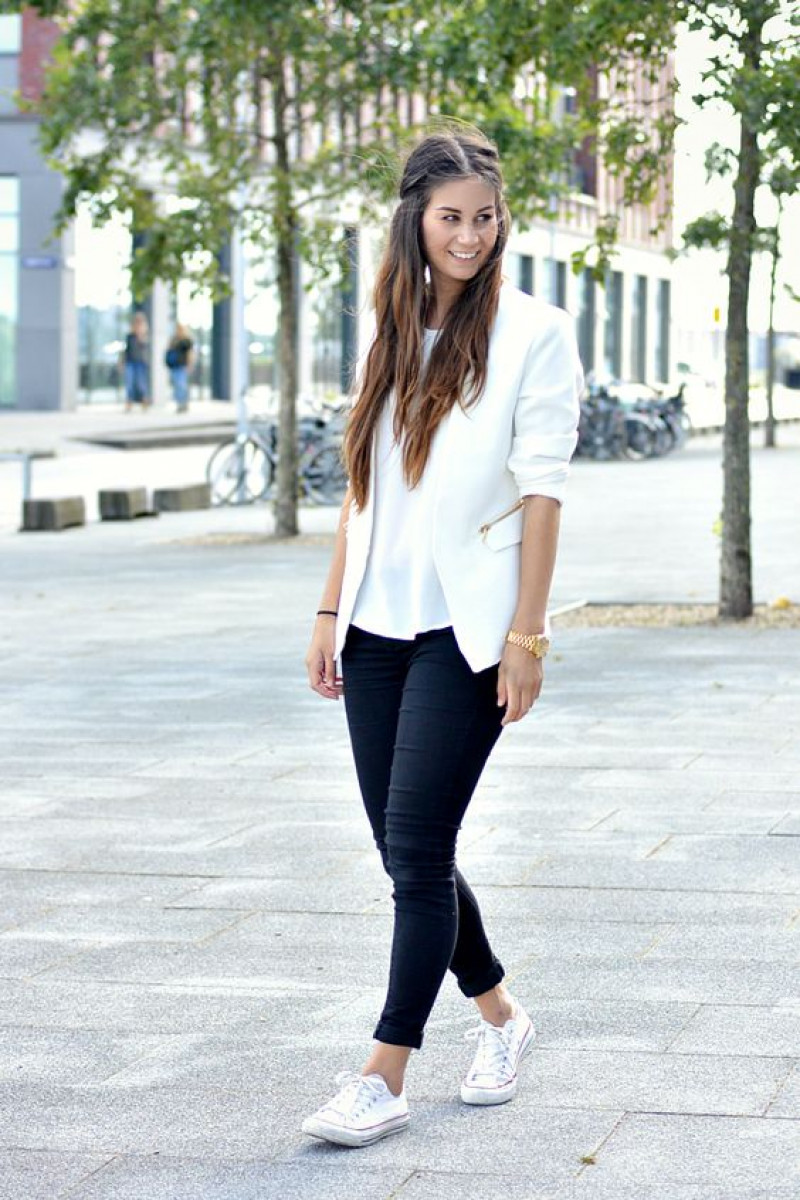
[423, 263, 431, 286]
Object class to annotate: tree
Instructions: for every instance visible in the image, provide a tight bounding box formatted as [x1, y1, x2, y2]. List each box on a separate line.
[394, 1, 799, 620]
[429, 1, 800, 617]
[675, 2, 800, 616]
[13, 0, 437, 535]
[762, 162, 800, 448]
[16, 0, 800, 614]
[16, 0, 685, 535]
[15, 0, 690, 535]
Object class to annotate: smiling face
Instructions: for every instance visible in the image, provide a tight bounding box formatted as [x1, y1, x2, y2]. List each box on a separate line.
[420, 176, 499, 304]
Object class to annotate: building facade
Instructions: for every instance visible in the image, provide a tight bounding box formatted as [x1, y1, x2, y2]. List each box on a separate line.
[0, 12, 675, 412]
[1, 10, 77, 410]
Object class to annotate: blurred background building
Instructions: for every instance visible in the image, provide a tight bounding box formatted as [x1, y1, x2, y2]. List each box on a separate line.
[2, 8, 677, 414]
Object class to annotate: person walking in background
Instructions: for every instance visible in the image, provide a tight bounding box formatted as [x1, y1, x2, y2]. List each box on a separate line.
[122, 312, 150, 412]
[303, 128, 583, 1148]
[165, 323, 194, 413]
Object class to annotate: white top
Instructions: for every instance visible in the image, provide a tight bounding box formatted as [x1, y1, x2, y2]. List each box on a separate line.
[351, 328, 451, 640]
[336, 287, 584, 672]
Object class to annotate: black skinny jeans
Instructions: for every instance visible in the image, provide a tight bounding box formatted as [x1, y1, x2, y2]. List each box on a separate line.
[341, 623, 506, 1050]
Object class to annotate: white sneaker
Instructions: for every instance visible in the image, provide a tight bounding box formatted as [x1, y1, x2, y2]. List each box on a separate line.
[301, 1071, 410, 1148]
[460, 999, 536, 1105]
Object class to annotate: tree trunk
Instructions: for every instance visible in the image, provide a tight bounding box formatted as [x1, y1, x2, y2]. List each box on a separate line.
[272, 61, 299, 539]
[765, 219, 779, 449]
[719, 16, 762, 620]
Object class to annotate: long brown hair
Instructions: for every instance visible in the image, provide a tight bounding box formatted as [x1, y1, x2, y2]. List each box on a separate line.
[343, 129, 511, 510]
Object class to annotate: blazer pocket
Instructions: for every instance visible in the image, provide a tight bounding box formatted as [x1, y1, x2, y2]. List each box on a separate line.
[479, 499, 524, 551]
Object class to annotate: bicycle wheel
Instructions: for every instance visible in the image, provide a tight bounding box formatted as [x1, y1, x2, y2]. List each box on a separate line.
[207, 438, 273, 505]
[622, 415, 657, 460]
[303, 444, 348, 505]
[653, 414, 678, 456]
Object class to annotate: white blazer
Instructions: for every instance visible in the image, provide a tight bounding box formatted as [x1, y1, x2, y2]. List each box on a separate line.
[334, 283, 583, 673]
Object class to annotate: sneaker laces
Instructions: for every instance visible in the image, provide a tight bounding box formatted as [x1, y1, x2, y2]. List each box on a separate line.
[464, 1020, 513, 1078]
[330, 1071, 387, 1120]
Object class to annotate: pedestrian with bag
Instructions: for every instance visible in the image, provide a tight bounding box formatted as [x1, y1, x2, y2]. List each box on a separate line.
[303, 128, 583, 1148]
[165, 323, 194, 413]
[121, 312, 150, 412]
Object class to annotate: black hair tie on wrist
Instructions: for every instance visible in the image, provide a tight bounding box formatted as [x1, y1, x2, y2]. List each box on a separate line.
[317, 609, 338, 617]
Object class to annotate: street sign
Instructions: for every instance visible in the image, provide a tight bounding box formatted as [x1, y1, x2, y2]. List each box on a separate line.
[21, 255, 59, 270]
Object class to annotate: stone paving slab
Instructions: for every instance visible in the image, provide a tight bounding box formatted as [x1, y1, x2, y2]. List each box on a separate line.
[508, 1047, 794, 1117]
[579, 767, 800, 794]
[0, 1028, 189, 1086]
[63, 1156, 412, 1200]
[0, 1149, 117, 1200]
[669, 1003, 800, 1057]
[340, 1169, 562, 1200]
[0, 1080, 306, 1159]
[5, 903, 251, 945]
[512, 955, 800, 1006]
[0, 978, 347, 1035]
[523, 997, 701, 1053]
[461, 884, 800, 925]
[647, 925, 800, 962]
[164, 873, 389, 915]
[0, 936, 101, 980]
[35, 936, 391, 992]
[211, 910, 668, 961]
[587, 807, 788, 834]
[278, 1104, 623, 1187]
[1, 462, 799, 1195]
[765, 1061, 800, 1116]
[0, 868, 214, 908]
[452, 850, 800, 893]
[405, 1174, 797, 1200]
[709, 789, 800, 810]
[565, 1185, 800, 1200]
[772, 812, 800, 834]
[562, 1112, 800, 1197]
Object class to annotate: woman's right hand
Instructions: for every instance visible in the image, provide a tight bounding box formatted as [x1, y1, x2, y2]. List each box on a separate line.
[305, 616, 343, 700]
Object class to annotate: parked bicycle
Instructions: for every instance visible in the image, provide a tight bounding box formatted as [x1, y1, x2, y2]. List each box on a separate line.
[575, 388, 629, 459]
[576, 382, 691, 461]
[206, 406, 347, 506]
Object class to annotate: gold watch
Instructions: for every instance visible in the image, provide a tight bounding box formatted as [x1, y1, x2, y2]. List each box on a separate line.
[506, 630, 550, 659]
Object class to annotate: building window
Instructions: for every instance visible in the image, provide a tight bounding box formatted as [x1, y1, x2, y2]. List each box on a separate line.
[603, 270, 623, 378]
[545, 258, 567, 309]
[655, 279, 671, 382]
[578, 268, 595, 372]
[505, 252, 534, 295]
[0, 14, 19, 115]
[0, 15, 21, 53]
[0, 177, 19, 409]
[632, 274, 648, 382]
[518, 254, 534, 295]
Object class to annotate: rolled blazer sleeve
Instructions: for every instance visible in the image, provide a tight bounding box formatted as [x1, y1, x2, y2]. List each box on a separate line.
[507, 311, 583, 504]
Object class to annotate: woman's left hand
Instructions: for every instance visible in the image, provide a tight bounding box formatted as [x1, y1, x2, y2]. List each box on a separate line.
[497, 644, 543, 727]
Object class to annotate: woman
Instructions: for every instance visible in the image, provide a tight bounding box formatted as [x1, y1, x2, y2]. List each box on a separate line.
[165, 322, 194, 413]
[122, 312, 150, 411]
[303, 129, 582, 1148]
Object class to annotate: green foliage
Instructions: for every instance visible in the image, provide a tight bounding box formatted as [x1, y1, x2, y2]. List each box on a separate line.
[679, 5, 800, 282]
[21, 1, 433, 296]
[20, 0, 799, 302]
[19, 0, 689, 297]
[682, 212, 732, 250]
[571, 214, 621, 280]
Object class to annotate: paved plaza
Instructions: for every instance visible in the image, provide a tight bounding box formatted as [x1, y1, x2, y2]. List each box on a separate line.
[0, 413, 799, 1198]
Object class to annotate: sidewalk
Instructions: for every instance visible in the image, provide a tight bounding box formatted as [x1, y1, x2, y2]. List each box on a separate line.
[0, 433, 799, 1198]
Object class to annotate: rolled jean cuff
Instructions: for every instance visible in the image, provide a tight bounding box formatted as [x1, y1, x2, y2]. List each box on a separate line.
[456, 958, 505, 1000]
[373, 1020, 423, 1051]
